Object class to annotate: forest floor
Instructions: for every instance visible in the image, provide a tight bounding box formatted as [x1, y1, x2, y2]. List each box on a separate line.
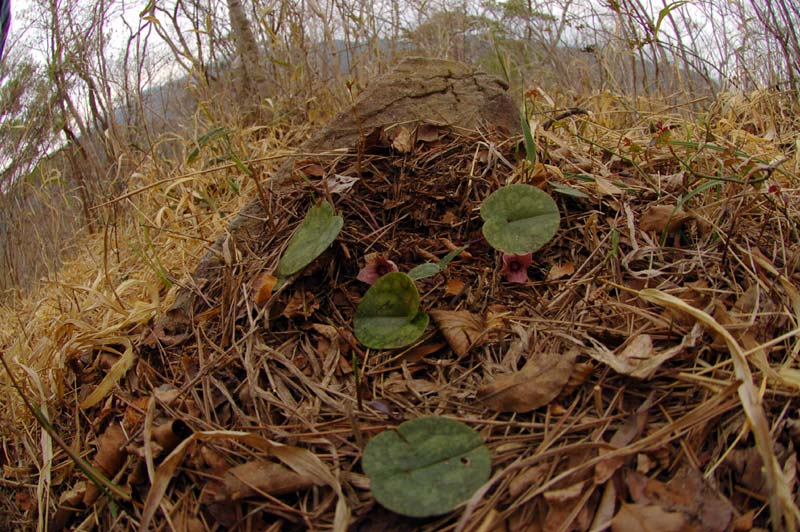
[1, 74, 800, 531]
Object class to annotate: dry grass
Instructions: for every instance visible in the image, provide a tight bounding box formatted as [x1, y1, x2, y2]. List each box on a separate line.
[2, 84, 800, 531]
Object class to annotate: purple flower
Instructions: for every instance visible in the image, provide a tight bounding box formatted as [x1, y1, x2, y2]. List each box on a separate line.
[357, 253, 399, 284]
[501, 253, 532, 283]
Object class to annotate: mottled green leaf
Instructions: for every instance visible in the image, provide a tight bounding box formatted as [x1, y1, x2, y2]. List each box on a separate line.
[363, 417, 491, 517]
[354, 272, 428, 349]
[481, 184, 560, 254]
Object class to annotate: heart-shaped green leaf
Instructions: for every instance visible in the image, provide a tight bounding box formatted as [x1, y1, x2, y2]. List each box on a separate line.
[277, 201, 343, 277]
[362, 416, 491, 518]
[480, 184, 560, 254]
[354, 272, 429, 349]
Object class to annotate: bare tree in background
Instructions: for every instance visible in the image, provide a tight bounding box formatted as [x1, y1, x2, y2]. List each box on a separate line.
[227, 0, 269, 100]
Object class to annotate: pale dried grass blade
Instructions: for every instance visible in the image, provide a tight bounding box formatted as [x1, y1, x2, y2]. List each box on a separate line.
[79, 340, 135, 409]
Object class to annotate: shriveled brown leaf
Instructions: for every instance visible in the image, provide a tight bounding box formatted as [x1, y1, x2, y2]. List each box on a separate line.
[444, 278, 466, 296]
[430, 310, 485, 358]
[416, 122, 442, 142]
[546, 261, 575, 281]
[595, 396, 652, 483]
[595, 175, 624, 195]
[252, 272, 277, 306]
[282, 290, 319, 319]
[478, 349, 578, 413]
[83, 423, 127, 506]
[731, 510, 756, 531]
[591, 482, 617, 531]
[327, 174, 360, 194]
[401, 342, 446, 363]
[140, 431, 349, 532]
[585, 325, 702, 379]
[611, 503, 689, 532]
[219, 460, 318, 501]
[509, 463, 550, 497]
[626, 468, 733, 532]
[723, 447, 766, 494]
[639, 204, 693, 233]
[543, 480, 589, 532]
[390, 126, 413, 153]
[297, 161, 325, 177]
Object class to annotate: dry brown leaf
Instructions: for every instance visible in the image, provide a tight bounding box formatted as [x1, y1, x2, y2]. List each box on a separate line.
[444, 278, 466, 296]
[611, 503, 689, 532]
[282, 290, 319, 319]
[219, 460, 317, 500]
[416, 122, 441, 142]
[546, 261, 575, 281]
[429, 310, 484, 358]
[595, 396, 652, 484]
[83, 423, 127, 506]
[390, 126, 413, 153]
[124, 396, 150, 428]
[591, 482, 617, 531]
[639, 205, 693, 233]
[731, 510, 756, 531]
[585, 326, 702, 379]
[401, 342, 446, 363]
[508, 463, 550, 497]
[595, 175, 624, 195]
[478, 349, 578, 413]
[140, 431, 350, 532]
[327, 174, 360, 194]
[297, 161, 325, 177]
[252, 273, 277, 306]
[543, 480, 589, 532]
[626, 468, 733, 532]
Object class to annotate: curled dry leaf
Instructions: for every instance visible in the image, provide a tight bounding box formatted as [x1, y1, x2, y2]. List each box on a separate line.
[326, 174, 360, 194]
[595, 175, 624, 196]
[282, 290, 320, 319]
[444, 278, 466, 296]
[390, 126, 413, 153]
[429, 310, 485, 358]
[611, 503, 688, 532]
[478, 348, 578, 413]
[544, 480, 591, 532]
[83, 423, 127, 506]
[625, 468, 733, 532]
[416, 122, 441, 143]
[252, 272, 277, 306]
[639, 204, 693, 233]
[585, 326, 702, 379]
[297, 161, 325, 178]
[594, 395, 652, 484]
[219, 460, 318, 501]
[546, 261, 575, 281]
[508, 463, 550, 498]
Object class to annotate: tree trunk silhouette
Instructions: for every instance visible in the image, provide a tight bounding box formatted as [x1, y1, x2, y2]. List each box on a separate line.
[226, 0, 268, 100]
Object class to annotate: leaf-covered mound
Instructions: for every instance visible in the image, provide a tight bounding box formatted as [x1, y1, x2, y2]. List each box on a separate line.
[3, 92, 800, 531]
